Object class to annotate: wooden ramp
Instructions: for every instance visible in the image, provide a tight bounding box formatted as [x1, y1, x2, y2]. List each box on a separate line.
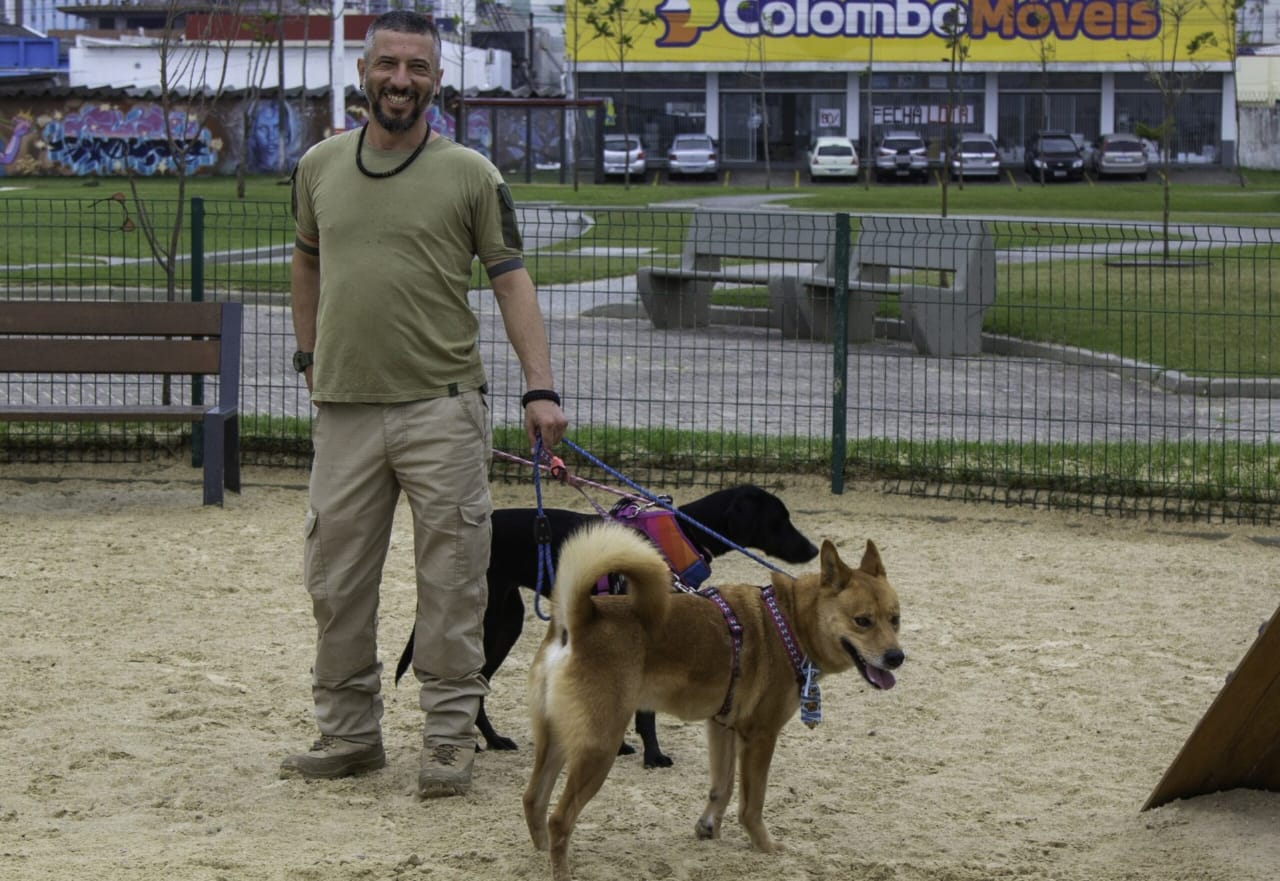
[1144, 603, 1280, 810]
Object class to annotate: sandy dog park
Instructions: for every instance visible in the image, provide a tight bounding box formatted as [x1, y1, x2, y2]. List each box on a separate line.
[1, 460, 1277, 881]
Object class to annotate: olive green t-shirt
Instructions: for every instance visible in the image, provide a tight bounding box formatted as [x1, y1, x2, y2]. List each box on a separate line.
[292, 129, 524, 403]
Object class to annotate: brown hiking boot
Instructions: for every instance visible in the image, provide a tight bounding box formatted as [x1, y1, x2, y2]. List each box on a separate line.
[417, 742, 474, 798]
[279, 735, 386, 780]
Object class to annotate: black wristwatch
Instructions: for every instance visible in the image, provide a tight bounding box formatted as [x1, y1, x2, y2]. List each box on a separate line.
[292, 351, 314, 373]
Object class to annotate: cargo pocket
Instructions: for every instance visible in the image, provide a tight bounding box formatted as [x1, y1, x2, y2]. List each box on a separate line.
[302, 507, 326, 599]
[452, 493, 492, 588]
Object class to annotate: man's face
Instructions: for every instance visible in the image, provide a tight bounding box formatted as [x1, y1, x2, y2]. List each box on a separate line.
[358, 30, 441, 134]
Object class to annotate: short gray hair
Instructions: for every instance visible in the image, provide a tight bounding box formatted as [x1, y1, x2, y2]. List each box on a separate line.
[363, 10, 441, 62]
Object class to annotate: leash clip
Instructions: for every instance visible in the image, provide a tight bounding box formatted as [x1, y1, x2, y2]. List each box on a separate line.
[533, 513, 552, 545]
[800, 662, 822, 729]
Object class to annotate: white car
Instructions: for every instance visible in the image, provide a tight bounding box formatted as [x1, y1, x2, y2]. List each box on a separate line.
[666, 133, 718, 179]
[807, 136, 860, 182]
[602, 134, 646, 178]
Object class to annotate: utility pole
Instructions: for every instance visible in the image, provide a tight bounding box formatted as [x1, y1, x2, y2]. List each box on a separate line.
[330, 0, 345, 134]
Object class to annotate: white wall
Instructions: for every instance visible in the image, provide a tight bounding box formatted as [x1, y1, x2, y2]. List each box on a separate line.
[1239, 105, 1280, 168]
[68, 36, 511, 95]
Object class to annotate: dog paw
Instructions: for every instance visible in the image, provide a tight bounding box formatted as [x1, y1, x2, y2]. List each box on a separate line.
[487, 735, 519, 751]
[617, 741, 637, 756]
[643, 751, 674, 769]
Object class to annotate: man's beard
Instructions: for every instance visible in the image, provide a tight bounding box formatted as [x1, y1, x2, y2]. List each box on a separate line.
[368, 87, 429, 133]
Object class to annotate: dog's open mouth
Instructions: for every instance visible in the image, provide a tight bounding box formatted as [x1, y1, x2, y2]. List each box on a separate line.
[843, 638, 896, 690]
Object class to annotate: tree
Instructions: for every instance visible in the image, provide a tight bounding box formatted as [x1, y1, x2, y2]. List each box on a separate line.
[130, 3, 239, 304]
[863, 28, 875, 191]
[552, 4, 585, 190]
[939, 6, 970, 215]
[1025, 14, 1057, 186]
[1137, 0, 1216, 257]
[578, 0, 657, 190]
[739, 1, 773, 189]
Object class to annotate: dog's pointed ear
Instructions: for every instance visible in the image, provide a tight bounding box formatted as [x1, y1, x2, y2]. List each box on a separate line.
[858, 540, 886, 577]
[820, 539, 853, 589]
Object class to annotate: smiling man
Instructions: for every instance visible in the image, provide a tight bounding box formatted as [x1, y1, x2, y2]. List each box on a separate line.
[281, 10, 567, 799]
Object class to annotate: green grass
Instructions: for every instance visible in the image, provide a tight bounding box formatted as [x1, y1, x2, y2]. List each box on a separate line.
[4, 173, 1277, 379]
[484, 424, 1278, 513]
[5, 168, 1280, 223]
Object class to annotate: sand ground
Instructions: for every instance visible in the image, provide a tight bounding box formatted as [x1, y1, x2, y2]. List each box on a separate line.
[1, 460, 1278, 881]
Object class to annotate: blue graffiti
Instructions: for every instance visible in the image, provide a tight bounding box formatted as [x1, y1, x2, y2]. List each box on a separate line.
[41, 104, 218, 176]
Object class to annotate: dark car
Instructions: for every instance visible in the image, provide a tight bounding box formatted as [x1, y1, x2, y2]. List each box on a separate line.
[1023, 131, 1085, 182]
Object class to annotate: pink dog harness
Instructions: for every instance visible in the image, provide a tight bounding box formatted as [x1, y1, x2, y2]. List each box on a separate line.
[699, 584, 821, 726]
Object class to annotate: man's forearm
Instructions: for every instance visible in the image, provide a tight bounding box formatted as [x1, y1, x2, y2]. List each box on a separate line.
[492, 268, 555, 390]
[290, 246, 320, 352]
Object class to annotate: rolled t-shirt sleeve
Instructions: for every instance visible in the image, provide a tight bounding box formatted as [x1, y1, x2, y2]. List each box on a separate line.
[291, 154, 319, 240]
[473, 173, 524, 265]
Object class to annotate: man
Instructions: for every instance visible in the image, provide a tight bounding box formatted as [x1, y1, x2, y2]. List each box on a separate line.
[280, 10, 567, 799]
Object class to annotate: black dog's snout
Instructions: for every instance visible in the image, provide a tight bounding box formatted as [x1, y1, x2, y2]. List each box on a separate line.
[883, 649, 905, 669]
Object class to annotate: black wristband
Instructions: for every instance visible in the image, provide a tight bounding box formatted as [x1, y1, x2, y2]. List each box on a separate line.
[521, 389, 561, 408]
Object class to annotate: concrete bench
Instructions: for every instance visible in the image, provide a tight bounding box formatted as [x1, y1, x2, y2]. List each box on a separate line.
[770, 216, 997, 356]
[0, 300, 243, 505]
[636, 211, 834, 329]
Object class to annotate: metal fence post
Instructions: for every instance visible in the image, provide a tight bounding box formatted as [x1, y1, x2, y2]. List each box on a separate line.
[831, 211, 851, 494]
[190, 196, 205, 468]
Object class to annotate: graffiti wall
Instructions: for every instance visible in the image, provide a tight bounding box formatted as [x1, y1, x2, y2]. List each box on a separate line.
[0, 92, 583, 179]
[0, 94, 331, 177]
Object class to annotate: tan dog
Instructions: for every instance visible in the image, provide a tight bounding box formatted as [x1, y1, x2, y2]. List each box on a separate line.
[523, 521, 903, 881]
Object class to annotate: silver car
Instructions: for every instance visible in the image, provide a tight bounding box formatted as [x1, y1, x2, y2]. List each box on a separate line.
[602, 134, 646, 178]
[873, 130, 930, 182]
[948, 134, 1002, 181]
[1089, 133, 1149, 180]
[667, 133, 718, 179]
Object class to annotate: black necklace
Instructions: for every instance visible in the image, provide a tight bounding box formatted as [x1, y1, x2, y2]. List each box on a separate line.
[355, 123, 430, 179]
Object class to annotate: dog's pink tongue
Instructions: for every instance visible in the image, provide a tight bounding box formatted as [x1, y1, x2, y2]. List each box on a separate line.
[866, 666, 896, 690]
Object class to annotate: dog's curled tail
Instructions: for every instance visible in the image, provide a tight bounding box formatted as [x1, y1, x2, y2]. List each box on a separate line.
[554, 520, 672, 636]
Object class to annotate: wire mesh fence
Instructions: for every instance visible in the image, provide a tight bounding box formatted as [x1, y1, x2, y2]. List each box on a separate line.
[2, 195, 1277, 520]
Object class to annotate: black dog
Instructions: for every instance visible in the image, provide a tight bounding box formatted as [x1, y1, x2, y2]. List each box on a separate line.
[394, 485, 818, 768]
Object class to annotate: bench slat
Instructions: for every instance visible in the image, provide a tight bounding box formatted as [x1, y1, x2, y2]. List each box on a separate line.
[0, 406, 208, 422]
[0, 300, 243, 506]
[0, 301, 226, 336]
[0, 339, 223, 374]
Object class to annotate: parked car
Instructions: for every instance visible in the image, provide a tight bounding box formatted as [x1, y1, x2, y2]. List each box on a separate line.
[947, 133, 1001, 181]
[873, 130, 930, 182]
[667, 133, 718, 179]
[1089, 132, 1149, 180]
[1023, 131, 1085, 181]
[807, 136, 860, 181]
[602, 134, 646, 179]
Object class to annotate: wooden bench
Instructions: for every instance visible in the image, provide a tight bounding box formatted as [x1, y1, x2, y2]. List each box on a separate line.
[636, 211, 834, 329]
[0, 301, 243, 506]
[770, 216, 997, 356]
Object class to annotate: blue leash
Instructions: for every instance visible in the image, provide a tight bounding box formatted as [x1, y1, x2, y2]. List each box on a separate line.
[531, 436, 557, 622]
[557, 437, 793, 579]
[525, 436, 822, 727]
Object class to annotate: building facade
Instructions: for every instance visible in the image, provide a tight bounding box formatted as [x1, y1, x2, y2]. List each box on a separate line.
[567, 0, 1239, 168]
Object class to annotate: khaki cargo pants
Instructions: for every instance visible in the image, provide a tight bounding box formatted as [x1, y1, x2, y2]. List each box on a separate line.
[303, 393, 492, 750]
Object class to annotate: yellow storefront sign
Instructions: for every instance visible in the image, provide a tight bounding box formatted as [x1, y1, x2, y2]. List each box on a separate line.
[566, 0, 1232, 64]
